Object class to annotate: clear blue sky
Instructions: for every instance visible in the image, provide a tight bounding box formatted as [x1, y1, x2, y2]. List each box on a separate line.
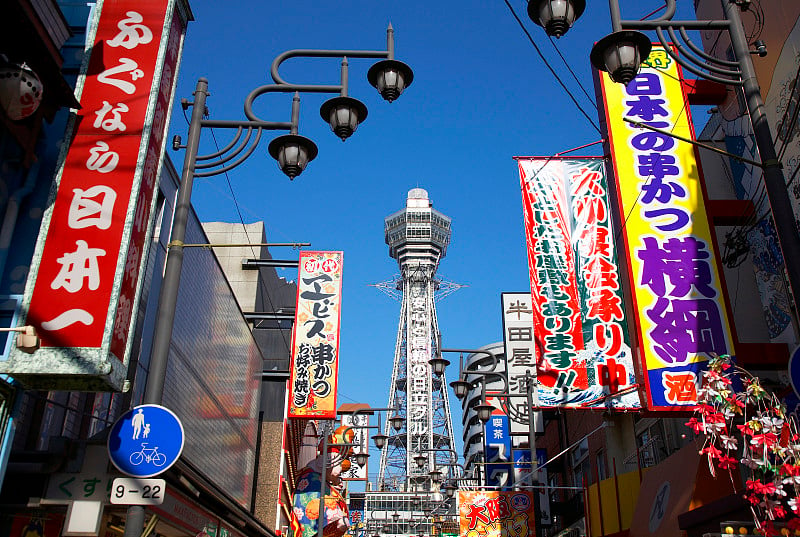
[168, 0, 703, 469]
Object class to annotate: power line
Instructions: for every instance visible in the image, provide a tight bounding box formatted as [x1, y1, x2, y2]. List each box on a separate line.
[503, 0, 602, 135]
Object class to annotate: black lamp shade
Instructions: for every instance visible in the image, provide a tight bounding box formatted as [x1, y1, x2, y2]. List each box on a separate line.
[373, 433, 388, 450]
[590, 30, 652, 85]
[476, 402, 494, 423]
[429, 356, 450, 376]
[320, 96, 368, 141]
[389, 414, 404, 431]
[355, 452, 369, 466]
[368, 59, 414, 102]
[450, 379, 470, 399]
[414, 454, 426, 468]
[528, 0, 586, 38]
[267, 134, 318, 179]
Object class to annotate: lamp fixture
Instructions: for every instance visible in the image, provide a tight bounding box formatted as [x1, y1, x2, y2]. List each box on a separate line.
[450, 378, 470, 399]
[354, 452, 369, 466]
[389, 414, 404, 431]
[0, 60, 43, 120]
[414, 453, 427, 468]
[372, 432, 388, 450]
[367, 59, 414, 103]
[428, 356, 449, 376]
[267, 134, 318, 179]
[475, 400, 494, 423]
[527, 0, 586, 38]
[443, 481, 457, 498]
[319, 96, 368, 141]
[590, 30, 652, 85]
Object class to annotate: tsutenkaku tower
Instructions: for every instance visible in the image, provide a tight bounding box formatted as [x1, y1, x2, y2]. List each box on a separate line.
[378, 188, 456, 492]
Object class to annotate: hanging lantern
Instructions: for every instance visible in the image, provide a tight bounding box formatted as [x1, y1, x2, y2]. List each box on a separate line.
[0, 62, 43, 121]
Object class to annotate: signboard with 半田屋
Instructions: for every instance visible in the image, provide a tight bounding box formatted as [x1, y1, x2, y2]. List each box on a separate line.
[596, 44, 735, 411]
[288, 251, 344, 419]
[3, 0, 188, 391]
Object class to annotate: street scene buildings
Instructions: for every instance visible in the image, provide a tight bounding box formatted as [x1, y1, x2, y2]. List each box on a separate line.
[0, 1, 800, 537]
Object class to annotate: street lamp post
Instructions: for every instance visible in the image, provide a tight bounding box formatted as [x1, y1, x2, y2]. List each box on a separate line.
[528, 0, 800, 318]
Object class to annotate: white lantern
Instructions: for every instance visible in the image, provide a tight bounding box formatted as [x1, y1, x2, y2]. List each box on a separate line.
[0, 62, 43, 120]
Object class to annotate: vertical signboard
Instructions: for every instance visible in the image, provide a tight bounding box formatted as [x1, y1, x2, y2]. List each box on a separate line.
[596, 46, 735, 410]
[458, 490, 535, 537]
[516, 159, 640, 409]
[511, 448, 550, 525]
[500, 293, 541, 435]
[3, 0, 188, 391]
[340, 413, 368, 480]
[484, 410, 512, 490]
[288, 251, 343, 419]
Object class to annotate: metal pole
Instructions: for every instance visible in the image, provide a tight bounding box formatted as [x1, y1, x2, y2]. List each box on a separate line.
[123, 506, 145, 537]
[144, 77, 208, 405]
[125, 77, 207, 537]
[526, 371, 541, 537]
[722, 0, 800, 313]
[318, 424, 328, 537]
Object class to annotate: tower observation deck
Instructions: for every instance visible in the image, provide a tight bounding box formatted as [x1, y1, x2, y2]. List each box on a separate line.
[378, 188, 456, 492]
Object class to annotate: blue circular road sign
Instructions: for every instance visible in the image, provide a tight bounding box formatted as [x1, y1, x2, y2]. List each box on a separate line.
[108, 404, 185, 478]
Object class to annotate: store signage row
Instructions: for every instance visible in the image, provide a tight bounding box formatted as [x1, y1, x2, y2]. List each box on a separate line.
[288, 251, 344, 419]
[4, 0, 188, 391]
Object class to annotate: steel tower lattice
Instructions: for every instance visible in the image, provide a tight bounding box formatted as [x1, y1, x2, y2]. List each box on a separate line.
[377, 188, 456, 492]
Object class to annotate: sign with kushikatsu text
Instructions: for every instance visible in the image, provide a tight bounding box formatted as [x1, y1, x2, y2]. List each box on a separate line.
[458, 490, 535, 537]
[3, 0, 188, 391]
[288, 251, 343, 419]
[516, 159, 640, 409]
[596, 45, 735, 411]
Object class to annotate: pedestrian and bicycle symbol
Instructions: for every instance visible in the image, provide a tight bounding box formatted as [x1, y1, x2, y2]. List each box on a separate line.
[108, 404, 184, 478]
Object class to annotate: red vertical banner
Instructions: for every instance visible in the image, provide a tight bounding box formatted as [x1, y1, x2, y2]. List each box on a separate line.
[4, 0, 188, 391]
[516, 158, 639, 409]
[288, 251, 344, 419]
[520, 160, 586, 390]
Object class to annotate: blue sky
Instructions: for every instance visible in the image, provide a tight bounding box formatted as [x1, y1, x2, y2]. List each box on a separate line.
[168, 0, 703, 472]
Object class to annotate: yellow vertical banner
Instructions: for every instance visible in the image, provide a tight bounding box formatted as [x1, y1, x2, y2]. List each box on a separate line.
[596, 46, 735, 411]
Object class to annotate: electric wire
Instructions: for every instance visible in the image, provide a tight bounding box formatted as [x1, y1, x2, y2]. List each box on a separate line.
[503, 0, 602, 135]
[546, 34, 597, 112]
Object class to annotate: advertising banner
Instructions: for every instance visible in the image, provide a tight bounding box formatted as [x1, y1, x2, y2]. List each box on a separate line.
[458, 490, 535, 537]
[340, 412, 368, 480]
[288, 251, 344, 419]
[4, 0, 188, 391]
[596, 45, 735, 410]
[516, 158, 640, 409]
[499, 293, 542, 435]
[484, 410, 512, 490]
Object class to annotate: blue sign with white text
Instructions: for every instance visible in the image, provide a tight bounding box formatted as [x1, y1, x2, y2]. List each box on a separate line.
[108, 404, 184, 478]
[484, 412, 512, 489]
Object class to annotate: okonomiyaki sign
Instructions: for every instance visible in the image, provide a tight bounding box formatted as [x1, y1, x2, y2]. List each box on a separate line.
[598, 45, 734, 411]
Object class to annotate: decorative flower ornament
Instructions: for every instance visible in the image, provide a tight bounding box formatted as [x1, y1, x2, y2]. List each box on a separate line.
[690, 354, 800, 533]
